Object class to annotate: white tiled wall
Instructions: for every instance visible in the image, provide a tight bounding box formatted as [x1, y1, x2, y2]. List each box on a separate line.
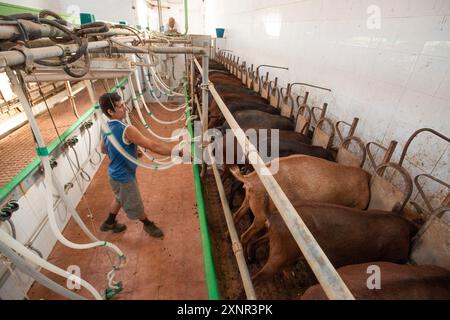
[205, 0, 450, 208]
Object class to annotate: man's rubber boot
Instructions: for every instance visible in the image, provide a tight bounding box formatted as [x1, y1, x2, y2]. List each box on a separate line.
[143, 221, 163, 238]
[100, 222, 127, 233]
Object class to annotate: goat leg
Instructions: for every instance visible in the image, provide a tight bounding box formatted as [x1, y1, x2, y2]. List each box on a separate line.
[247, 232, 269, 263]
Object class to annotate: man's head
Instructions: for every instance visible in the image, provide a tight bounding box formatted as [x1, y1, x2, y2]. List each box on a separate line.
[168, 17, 175, 28]
[99, 92, 126, 120]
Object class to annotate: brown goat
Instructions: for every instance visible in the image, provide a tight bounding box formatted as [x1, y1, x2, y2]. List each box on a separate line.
[230, 155, 372, 255]
[251, 202, 418, 286]
[208, 93, 268, 128]
[301, 262, 450, 300]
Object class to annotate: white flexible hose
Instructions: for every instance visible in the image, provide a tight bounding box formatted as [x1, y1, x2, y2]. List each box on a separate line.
[123, 112, 175, 164]
[42, 155, 126, 260]
[130, 70, 186, 125]
[142, 66, 187, 112]
[149, 66, 174, 96]
[150, 65, 184, 96]
[0, 228, 102, 300]
[99, 109, 183, 170]
[127, 76, 182, 142]
[51, 173, 99, 243]
[52, 159, 126, 270]
[146, 54, 183, 95]
[138, 146, 171, 164]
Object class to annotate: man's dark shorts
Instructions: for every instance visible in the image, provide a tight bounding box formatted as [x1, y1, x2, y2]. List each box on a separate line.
[109, 177, 145, 220]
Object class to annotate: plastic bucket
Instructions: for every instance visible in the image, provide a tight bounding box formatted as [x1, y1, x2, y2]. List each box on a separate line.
[216, 28, 225, 38]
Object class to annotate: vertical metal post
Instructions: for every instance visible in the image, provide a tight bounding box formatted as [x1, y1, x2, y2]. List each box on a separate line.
[190, 54, 194, 110]
[127, 75, 141, 127]
[84, 80, 96, 105]
[201, 41, 209, 143]
[6, 69, 46, 148]
[200, 42, 210, 177]
[348, 117, 359, 137]
[65, 81, 79, 118]
[114, 78, 125, 100]
[206, 144, 257, 300]
[157, 0, 163, 32]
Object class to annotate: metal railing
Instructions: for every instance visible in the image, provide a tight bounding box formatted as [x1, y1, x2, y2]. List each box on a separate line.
[195, 54, 354, 300]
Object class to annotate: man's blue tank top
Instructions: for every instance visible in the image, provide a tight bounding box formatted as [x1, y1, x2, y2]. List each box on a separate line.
[102, 120, 137, 183]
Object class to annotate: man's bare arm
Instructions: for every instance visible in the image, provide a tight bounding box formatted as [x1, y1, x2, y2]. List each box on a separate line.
[100, 140, 107, 154]
[124, 125, 173, 156]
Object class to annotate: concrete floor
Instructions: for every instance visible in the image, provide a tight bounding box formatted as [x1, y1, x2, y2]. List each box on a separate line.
[26, 95, 207, 299]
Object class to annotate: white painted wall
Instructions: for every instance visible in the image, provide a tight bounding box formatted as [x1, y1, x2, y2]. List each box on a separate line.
[2, 0, 61, 12]
[147, 0, 204, 33]
[57, 0, 142, 25]
[205, 0, 450, 209]
[9, 0, 141, 25]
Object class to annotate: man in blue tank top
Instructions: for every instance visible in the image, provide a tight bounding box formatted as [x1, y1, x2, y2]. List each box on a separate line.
[99, 92, 173, 238]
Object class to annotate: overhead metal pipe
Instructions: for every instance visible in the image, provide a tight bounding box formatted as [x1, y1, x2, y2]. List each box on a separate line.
[0, 36, 206, 68]
[0, 36, 134, 67]
[147, 46, 206, 54]
[21, 71, 132, 82]
[256, 64, 289, 78]
[83, 30, 136, 37]
[290, 82, 332, 92]
[0, 20, 67, 41]
[147, 38, 192, 44]
[206, 144, 257, 300]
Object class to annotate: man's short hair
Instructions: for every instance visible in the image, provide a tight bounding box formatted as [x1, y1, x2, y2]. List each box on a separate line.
[99, 92, 121, 118]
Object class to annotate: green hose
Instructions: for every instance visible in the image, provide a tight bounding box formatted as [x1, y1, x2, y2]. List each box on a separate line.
[182, 0, 188, 36]
[184, 81, 219, 299]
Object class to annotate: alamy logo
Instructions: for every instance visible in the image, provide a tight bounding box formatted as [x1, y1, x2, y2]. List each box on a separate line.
[366, 5, 381, 30]
[66, 265, 81, 290]
[366, 264, 381, 290]
[65, 5, 81, 25]
[174, 121, 281, 175]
